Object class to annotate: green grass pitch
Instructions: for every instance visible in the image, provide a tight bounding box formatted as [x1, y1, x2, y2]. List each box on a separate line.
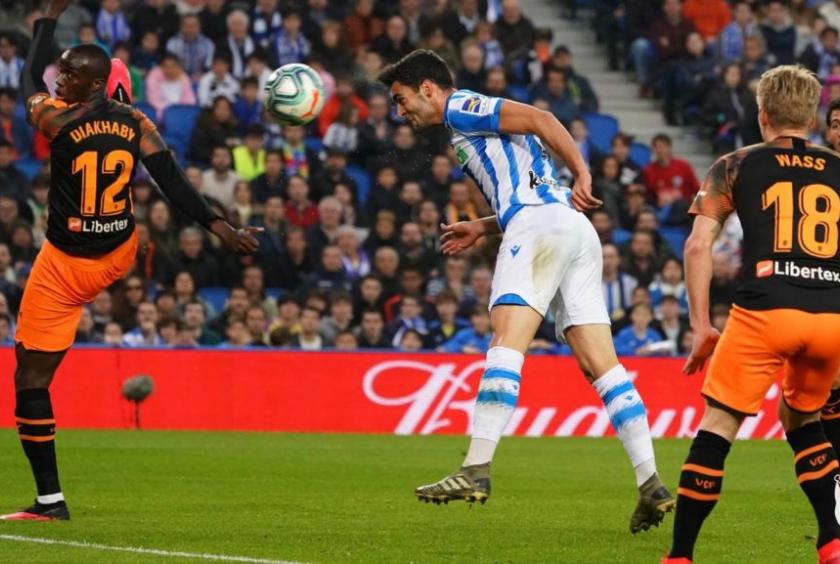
[0, 430, 820, 563]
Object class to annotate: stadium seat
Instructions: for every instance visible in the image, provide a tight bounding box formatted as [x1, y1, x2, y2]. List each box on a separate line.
[612, 228, 632, 247]
[304, 137, 323, 154]
[16, 157, 44, 181]
[508, 85, 532, 104]
[582, 112, 619, 155]
[630, 142, 651, 167]
[162, 104, 201, 147]
[660, 227, 687, 259]
[135, 101, 157, 124]
[345, 165, 372, 206]
[198, 287, 230, 314]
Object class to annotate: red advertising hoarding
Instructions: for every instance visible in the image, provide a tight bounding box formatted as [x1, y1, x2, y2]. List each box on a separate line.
[0, 347, 785, 439]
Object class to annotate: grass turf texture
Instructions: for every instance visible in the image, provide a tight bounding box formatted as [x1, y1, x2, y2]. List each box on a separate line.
[0, 431, 817, 563]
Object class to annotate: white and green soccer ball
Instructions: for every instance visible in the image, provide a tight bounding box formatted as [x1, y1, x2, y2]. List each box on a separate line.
[263, 63, 326, 126]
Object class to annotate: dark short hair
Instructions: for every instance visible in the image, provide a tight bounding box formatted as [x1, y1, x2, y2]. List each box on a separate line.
[827, 98, 840, 127]
[69, 43, 112, 80]
[362, 307, 383, 319]
[301, 305, 322, 318]
[378, 49, 453, 90]
[652, 133, 672, 146]
[823, 26, 840, 39]
[241, 76, 259, 89]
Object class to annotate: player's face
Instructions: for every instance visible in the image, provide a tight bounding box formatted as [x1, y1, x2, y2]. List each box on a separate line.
[56, 51, 97, 103]
[390, 81, 440, 131]
[828, 111, 840, 150]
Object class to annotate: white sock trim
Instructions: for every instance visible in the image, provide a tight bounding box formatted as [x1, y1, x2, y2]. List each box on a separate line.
[591, 363, 627, 395]
[37, 493, 64, 505]
[485, 346, 525, 372]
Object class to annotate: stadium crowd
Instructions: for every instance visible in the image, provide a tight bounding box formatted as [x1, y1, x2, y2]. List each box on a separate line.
[0, 0, 755, 356]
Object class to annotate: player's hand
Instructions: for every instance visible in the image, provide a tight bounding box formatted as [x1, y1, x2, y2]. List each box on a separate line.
[571, 173, 602, 212]
[440, 221, 481, 255]
[211, 221, 263, 255]
[45, 0, 73, 19]
[683, 326, 721, 375]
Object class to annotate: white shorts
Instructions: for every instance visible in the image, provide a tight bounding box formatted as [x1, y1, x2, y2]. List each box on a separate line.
[489, 203, 610, 341]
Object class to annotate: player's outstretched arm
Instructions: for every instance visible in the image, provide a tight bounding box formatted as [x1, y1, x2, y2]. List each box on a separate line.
[682, 215, 723, 375]
[21, 0, 72, 103]
[440, 216, 500, 255]
[497, 101, 599, 212]
[142, 148, 261, 255]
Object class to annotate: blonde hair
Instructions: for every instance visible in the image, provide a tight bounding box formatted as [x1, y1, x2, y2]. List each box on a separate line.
[756, 65, 821, 129]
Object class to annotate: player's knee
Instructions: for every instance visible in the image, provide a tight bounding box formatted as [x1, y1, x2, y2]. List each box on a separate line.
[778, 400, 820, 432]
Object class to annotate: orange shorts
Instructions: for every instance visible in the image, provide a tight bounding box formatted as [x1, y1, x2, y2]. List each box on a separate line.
[703, 304, 840, 415]
[16, 232, 137, 352]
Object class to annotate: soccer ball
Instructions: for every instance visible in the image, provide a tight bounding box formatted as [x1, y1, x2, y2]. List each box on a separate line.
[263, 63, 326, 126]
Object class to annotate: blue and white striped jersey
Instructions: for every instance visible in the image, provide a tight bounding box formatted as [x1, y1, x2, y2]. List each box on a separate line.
[443, 89, 573, 231]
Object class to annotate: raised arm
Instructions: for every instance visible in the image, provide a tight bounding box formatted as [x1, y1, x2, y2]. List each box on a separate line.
[21, 1, 68, 102]
[497, 100, 599, 211]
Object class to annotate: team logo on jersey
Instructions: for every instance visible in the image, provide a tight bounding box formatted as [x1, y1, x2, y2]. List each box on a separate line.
[68, 217, 82, 232]
[460, 96, 482, 113]
[756, 260, 773, 278]
[511, 245, 521, 257]
[456, 147, 469, 165]
[529, 170, 558, 189]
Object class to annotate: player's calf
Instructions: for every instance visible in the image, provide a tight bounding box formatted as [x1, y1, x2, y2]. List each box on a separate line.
[821, 387, 840, 457]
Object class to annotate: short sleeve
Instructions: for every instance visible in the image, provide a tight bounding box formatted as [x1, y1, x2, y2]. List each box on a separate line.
[135, 110, 168, 159]
[688, 154, 736, 224]
[444, 91, 502, 135]
[26, 93, 69, 140]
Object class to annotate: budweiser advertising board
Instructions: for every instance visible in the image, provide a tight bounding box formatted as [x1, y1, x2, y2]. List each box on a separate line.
[0, 347, 785, 439]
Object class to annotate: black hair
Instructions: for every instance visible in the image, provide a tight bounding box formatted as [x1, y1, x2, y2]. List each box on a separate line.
[0, 86, 15, 100]
[652, 133, 672, 146]
[240, 75, 259, 89]
[69, 43, 111, 80]
[377, 49, 454, 90]
[827, 98, 840, 127]
[823, 26, 840, 39]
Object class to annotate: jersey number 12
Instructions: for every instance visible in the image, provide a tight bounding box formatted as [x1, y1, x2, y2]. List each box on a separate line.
[71, 150, 134, 217]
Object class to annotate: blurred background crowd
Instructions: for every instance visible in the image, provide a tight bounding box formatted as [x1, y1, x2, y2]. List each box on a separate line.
[0, 0, 825, 356]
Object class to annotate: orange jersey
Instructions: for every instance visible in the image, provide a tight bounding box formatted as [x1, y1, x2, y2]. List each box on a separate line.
[27, 91, 166, 256]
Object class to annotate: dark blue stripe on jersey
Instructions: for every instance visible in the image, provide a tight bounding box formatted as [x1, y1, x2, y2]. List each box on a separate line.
[468, 136, 501, 215]
[499, 134, 523, 231]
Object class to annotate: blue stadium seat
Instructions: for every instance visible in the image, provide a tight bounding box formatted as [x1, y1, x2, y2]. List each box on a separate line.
[135, 101, 157, 124]
[612, 228, 632, 247]
[162, 134, 188, 165]
[583, 112, 619, 155]
[162, 104, 201, 146]
[630, 142, 651, 167]
[198, 287, 230, 314]
[265, 287, 285, 302]
[304, 137, 323, 153]
[345, 165, 372, 206]
[660, 227, 687, 259]
[16, 157, 44, 181]
[508, 85, 532, 104]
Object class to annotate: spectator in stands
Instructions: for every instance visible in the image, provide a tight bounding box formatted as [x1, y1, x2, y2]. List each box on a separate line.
[277, 226, 315, 290]
[419, 26, 459, 72]
[364, 209, 398, 255]
[711, 303, 731, 332]
[530, 66, 579, 125]
[356, 308, 390, 348]
[132, 31, 162, 73]
[444, 181, 480, 225]
[440, 0, 481, 47]
[441, 304, 491, 354]
[336, 225, 370, 280]
[318, 75, 369, 138]
[111, 275, 146, 330]
[0, 88, 31, 159]
[96, 0, 131, 49]
[718, 0, 757, 61]
[250, 149, 285, 204]
[387, 294, 428, 348]
[483, 65, 511, 99]
[354, 274, 383, 317]
[201, 146, 241, 209]
[550, 46, 599, 113]
[173, 227, 221, 288]
[590, 209, 618, 246]
[356, 91, 395, 168]
[456, 41, 486, 93]
[370, 15, 413, 64]
[75, 307, 102, 344]
[0, 242, 12, 282]
[123, 302, 162, 347]
[474, 20, 504, 71]
[223, 10, 255, 79]
[306, 196, 343, 259]
[702, 63, 754, 153]
[244, 305, 269, 346]
[661, 31, 718, 125]
[251, 0, 282, 50]
[102, 322, 123, 346]
[76, 22, 110, 53]
[334, 329, 358, 349]
[199, 0, 229, 45]
[145, 53, 197, 120]
[154, 291, 178, 322]
[632, 0, 696, 97]
[277, 125, 317, 180]
[654, 294, 688, 353]
[222, 318, 252, 347]
[602, 242, 638, 324]
[305, 245, 353, 293]
[0, 142, 28, 204]
[112, 42, 144, 102]
[0, 35, 23, 90]
[821, 0, 840, 33]
[594, 156, 623, 223]
[642, 133, 700, 206]
[366, 165, 400, 220]
[289, 306, 326, 350]
[197, 51, 239, 107]
[273, 5, 311, 67]
[343, 0, 383, 54]
[611, 133, 641, 189]
[191, 97, 240, 164]
[167, 14, 215, 80]
[623, 229, 659, 287]
[132, 0, 179, 49]
[323, 102, 360, 155]
[613, 302, 665, 356]
[494, 0, 535, 84]
[741, 35, 772, 82]
[426, 289, 469, 349]
[683, 0, 732, 43]
[183, 299, 222, 345]
[710, 252, 738, 305]
[569, 117, 601, 168]
[762, 0, 797, 65]
[649, 256, 689, 314]
[89, 290, 114, 333]
[372, 245, 401, 296]
[320, 291, 355, 343]
[800, 26, 840, 79]
[233, 124, 266, 182]
[284, 175, 317, 229]
[399, 329, 425, 352]
[395, 182, 423, 225]
[424, 155, 454, 208]
[399, 222, 436, 273]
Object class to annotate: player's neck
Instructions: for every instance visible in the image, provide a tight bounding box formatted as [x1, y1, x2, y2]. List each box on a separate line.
[765, 128, 808, 142]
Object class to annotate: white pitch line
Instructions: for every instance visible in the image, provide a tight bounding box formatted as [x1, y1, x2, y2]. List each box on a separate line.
[0, 534, 306, 564]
